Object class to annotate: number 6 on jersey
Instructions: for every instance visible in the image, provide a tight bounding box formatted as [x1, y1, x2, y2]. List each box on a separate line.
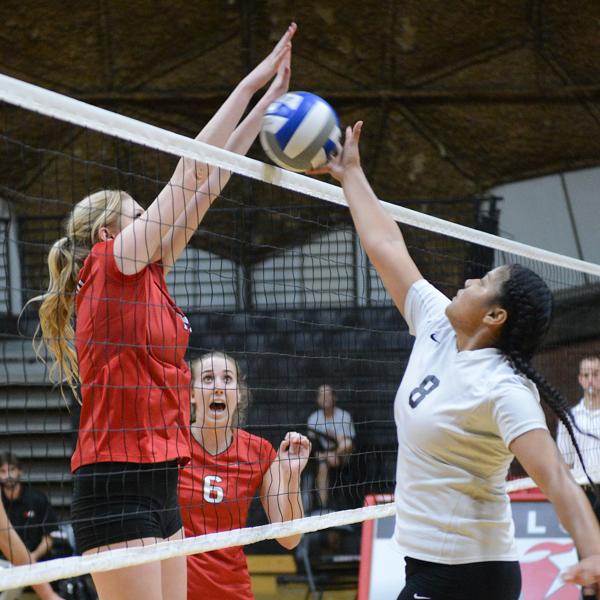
[203, 475, 224, 503]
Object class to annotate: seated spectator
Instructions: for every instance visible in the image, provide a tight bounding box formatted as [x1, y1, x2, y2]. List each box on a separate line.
[307, 384, 356, 508]
[0, 452, 57, 563]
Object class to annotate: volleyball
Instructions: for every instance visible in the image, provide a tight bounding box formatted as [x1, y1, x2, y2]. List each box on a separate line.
[260, 91, 341, 172]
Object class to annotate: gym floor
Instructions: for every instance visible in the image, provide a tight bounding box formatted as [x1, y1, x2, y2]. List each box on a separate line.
[258, 588, 356, 599]
[250, 554, 358, 600]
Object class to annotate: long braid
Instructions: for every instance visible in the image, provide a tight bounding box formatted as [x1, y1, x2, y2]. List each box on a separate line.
[498, 264, 598, 493]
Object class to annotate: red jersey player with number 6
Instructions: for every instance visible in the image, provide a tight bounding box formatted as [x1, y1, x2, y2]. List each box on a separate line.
[179, 352, 311, 600]
[31, 23, 297, 600]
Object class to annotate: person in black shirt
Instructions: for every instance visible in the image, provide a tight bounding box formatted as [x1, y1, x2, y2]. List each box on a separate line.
[0, 452, 57, 561]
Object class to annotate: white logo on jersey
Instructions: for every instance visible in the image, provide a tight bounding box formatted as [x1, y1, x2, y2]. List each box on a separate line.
[203, 475, 224, 503]
[76, 279, 85, 294]
[178, 313, 192, 332]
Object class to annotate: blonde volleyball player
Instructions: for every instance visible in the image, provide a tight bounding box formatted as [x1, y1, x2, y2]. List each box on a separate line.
[312, 122, 600, 599]
[179, 352, 310, 599]
[31, 24, 296, 600]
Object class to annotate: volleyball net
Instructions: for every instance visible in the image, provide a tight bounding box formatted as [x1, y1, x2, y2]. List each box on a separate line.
[0, 73, 599, 590]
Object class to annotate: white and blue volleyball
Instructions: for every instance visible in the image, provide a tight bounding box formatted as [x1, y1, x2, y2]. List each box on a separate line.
[260, 91, 341, 172]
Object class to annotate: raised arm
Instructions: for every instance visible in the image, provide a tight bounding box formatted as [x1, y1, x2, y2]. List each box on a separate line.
[166, 22, 297, 188]
[313, 122, 422, 319]
[158, 45, 292, 272]
[510, 429, 600, 590]
[260, 432, 311, 550]
[114, 23, 296, 275]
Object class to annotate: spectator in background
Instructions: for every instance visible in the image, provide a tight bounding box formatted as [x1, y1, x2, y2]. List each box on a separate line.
[557, 354, 600, 600]
[0, 452, 57, 562]
[557, 355, 600, 477]
[307, 384, 356, 508]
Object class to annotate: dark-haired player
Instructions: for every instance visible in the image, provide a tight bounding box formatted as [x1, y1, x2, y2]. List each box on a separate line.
[312, 122, 600, 599]
[32, 24, 297, 600]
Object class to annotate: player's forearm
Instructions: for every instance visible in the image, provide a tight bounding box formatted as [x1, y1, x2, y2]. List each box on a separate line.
[270, 470, 303, 550]
[134, 80, 258, 271]
[342, 166, 406, 253]
[115, 175, 197, 273]
[1, 529, 59, 599]
[157, 100, 257, 268]
[158, 90, 274, 268]
[275, 471, 303, 521]
[341, 166, 421, 314]
[0, 524, 32, 565]
[223, 85, 281, 157]
[194, 79, 256, 148]
[176, 92, 273, 210]
[265, 468, 303, 525]
[31, 534, 52, 561]
[546, 472, 600, 558]
[165, 77, 258, 198]
[156, 168, 221, 269]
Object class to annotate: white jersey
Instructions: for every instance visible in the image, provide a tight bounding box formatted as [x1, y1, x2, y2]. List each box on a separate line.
[307, 407, 356, 451]
[557, 400, 600, 481]
[393, 279, 548, 564]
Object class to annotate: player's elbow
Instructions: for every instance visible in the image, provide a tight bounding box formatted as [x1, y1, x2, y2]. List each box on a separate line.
[277, 533, 301, 550]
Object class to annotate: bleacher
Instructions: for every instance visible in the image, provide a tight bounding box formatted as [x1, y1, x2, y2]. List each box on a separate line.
[0, 340, 73, 518]
[0, 301, 409, 523]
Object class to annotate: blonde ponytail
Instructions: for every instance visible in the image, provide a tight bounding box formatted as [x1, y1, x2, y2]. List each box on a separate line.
[27, 190, 128, 400]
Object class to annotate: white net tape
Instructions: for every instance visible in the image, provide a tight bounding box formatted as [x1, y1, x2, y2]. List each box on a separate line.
[1, 470, 598, 590]
[1, 74, 599, 590]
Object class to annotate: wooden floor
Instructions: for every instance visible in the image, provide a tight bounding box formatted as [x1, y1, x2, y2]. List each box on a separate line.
[255, 586, 356, 600]
[249, 554, 357, 600]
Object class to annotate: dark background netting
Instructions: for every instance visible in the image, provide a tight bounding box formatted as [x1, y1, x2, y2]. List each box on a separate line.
[1, 105, 599, 561]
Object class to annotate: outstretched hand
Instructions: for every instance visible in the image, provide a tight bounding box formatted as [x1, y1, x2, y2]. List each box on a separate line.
[243, 22, 296, 93]
[562, 555, 600, 592]
[264, 40, 291, 102]
[308, 121, 364, 183]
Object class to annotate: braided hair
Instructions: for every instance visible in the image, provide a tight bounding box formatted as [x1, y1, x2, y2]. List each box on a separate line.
[496, 263, 597, 490]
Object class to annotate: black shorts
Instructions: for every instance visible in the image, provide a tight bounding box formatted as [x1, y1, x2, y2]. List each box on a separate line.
[397, 557, 521, 600]
[71, 461, 182, 554]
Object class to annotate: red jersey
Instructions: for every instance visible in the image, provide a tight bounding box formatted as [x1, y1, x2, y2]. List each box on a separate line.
[72, 240, 191, 471]
[179, 429, 277, 600]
